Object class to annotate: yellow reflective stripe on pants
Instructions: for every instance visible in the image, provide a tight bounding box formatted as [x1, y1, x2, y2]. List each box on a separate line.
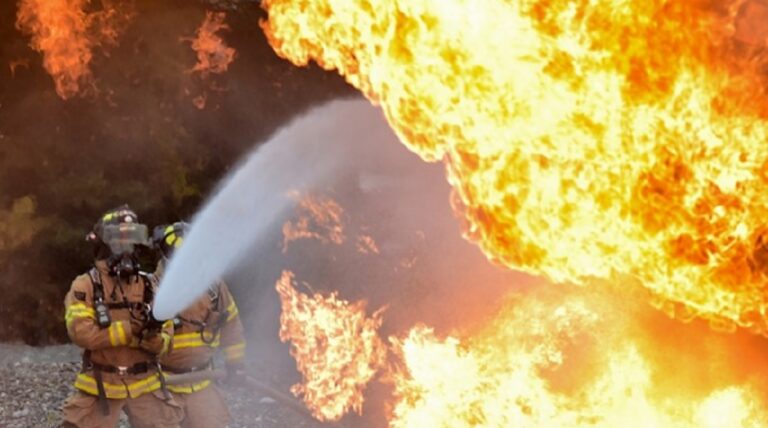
[74, 374, 128, 399]
[74, 373, 162, 399]
[166, 379, 211, 394]
[223, 342, 246, 361]
[128, 375, 162, 397]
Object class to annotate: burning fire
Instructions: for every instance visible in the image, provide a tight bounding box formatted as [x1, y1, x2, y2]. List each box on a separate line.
[283, 191, 346, 252]
[263, 1, 768, 425]
[262, 0, 768, 334]
[277, 273, 768, 426]
[16, 0, 128, 99]
[389, 288, 767, 427]
[189, 11, 236, 78]
[275, 270, 387, 422]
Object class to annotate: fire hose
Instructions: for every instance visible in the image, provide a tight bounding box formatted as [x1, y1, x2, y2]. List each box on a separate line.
[163, 369, 329, 425]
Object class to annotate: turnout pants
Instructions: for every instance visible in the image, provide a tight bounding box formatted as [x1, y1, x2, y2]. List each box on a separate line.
[62, 390, 183, 428]
[174, 385, 231, 428]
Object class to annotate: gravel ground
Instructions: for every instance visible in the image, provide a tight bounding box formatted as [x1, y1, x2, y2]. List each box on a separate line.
[0, 344, 330, 428]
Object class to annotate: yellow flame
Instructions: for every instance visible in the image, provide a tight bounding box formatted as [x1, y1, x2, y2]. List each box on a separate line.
[275, 270, 387, 421]
[388, 288, 768, 427]
[261, 0, 768, 334]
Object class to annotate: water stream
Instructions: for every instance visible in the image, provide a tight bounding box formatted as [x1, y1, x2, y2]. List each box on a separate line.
[153, 98, 399, 318]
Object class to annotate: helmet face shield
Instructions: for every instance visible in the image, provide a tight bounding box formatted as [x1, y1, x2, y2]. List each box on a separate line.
[101, 223, 149, 255]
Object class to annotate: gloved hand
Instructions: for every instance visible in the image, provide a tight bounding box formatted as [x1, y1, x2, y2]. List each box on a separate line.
[132, 319, 172, 356]
[137, 329, 168, 355]
[129, 318, 145, 338]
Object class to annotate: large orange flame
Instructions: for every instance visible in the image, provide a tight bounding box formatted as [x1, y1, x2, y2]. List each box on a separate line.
[16, 0, 127, 99]
[275, 270, 387, 422]
[261, 0, 768, 334]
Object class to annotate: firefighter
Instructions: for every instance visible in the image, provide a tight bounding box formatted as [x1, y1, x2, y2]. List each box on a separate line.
[152, 221, 247, 428]
[61, 205, 183, 428]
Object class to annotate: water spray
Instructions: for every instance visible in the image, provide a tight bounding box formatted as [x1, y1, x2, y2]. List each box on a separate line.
[153, 98, 399, 319]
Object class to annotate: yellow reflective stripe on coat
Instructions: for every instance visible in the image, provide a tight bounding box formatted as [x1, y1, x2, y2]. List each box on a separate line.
[166, 379, 211, 394]
[107, 322, 129, 347]
[117, 322, 127, 345]
[65, 310, 95, 329]
[65, 304, 96, 328]
[108, 323, 118, 346]
[226, 301, 239, 321]
[173, 331, 220, 349]
[159, 331, 172, 356]
[74, 373, 162, 399]
[223, 341, 246, 362]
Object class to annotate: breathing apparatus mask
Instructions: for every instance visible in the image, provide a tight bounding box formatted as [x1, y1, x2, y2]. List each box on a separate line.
[102, 222, 149, 278]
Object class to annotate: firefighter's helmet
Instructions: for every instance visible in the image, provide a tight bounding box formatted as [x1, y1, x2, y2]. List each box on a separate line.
[87, 204, 148, 278]
[87, 205, 149, 256]
[152, 221, 189, 258]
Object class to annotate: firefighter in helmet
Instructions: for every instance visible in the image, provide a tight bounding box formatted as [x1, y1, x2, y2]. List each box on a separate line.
[61, 205, 183, 427]
[153, 221, 247, 428]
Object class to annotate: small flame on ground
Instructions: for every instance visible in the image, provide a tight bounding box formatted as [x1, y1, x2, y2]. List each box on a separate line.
[276, 270, 387, 422]
[283, 191, 346, 252]
[16, 0, 127, 99]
